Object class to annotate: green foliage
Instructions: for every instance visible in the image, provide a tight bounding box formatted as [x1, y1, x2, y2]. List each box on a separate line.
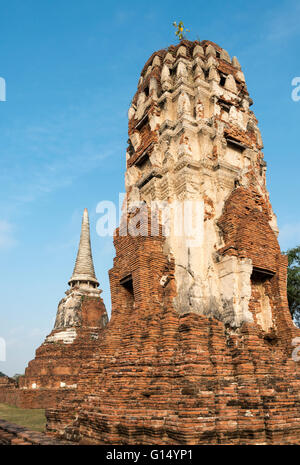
[0, 403, 46, 432]
[286, 246, 300, 326]
[173, 21, 190, 41]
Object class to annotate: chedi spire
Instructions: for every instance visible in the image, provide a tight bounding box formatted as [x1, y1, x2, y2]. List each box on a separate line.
[69, 208, 99, 288]
[17, 206, 108, 400]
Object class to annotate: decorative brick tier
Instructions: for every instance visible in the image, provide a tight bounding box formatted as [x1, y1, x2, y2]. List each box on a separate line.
[4, 39, 300, 445]
[46, 221, 300, 445]
[0, 295, 108, 409]
[47, 314, 300, 445]
[18, 298, 107, 408]
[45, 38, 300, 445]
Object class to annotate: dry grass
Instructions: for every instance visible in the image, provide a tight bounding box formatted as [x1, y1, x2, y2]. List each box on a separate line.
[0, 403, 46, 432]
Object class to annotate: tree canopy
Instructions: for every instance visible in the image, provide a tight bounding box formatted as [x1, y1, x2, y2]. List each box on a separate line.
[286, 246, 300, 326]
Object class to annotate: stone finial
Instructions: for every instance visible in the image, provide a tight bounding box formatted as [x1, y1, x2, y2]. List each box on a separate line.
[194, 56, 204, 68]
[69, 209, 99, 287]
[194, 64, 204, 81]
[193, 45, 204, 57]
[152, 55, 161, 67]
[149, 77, 158, 98]
[161, 64, 172, 91]
[232, 56, 241, 70]
[208, 66, 219, 82]
[145, 66, 152, 78]
[128, 107, 135, 120]
[164, 52, 174, 63]
[161, 64, 170, 81]
[207, 56, 217, 68]
[177, 46, 187, 57]
[220, 49, 231, 63]
[236, 70, 245, 83]
[177, 61, 188, 78]
[225, 74, 237, 93]
[137, 91, 146, 105]
[205, 44, 216, 57]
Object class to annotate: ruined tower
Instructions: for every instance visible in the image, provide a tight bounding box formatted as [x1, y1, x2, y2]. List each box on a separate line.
[53, 208, 105, 333]
[46, 40, 300, 444]
[124, 40, 281, 330]
[16, 209, 108, 408]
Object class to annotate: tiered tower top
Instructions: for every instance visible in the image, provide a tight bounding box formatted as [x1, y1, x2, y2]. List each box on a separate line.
[125, 39, 265, 200]
[124, 39, 278, 329]
[68, 208, 99, 288]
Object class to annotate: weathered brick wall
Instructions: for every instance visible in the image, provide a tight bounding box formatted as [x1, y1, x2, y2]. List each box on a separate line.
[47, 310, 300, 444]
[218, 187, 281, 273]
[5, 38, 299, 445]
[46, 220, 300, 445]
[45, 38, 300, 445]
[0, 386, 75, 410]
[0, 296, 108, 410]
[218, 186, 295, 340]
[0, 377, 20, 407]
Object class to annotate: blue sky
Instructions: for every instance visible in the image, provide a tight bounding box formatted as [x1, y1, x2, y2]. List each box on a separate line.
[0, 0, 299, 376]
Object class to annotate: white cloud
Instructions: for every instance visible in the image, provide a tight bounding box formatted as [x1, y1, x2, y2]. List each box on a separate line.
[0, 220, 17, 250]
[0, 93, 123, 214]
[8, 134, 113, 206]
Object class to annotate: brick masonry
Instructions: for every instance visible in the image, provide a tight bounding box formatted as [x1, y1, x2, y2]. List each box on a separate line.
[2, 39, 300, 445]
[0, 419, 69, 445]
[45, 39, 300, 445]
[17, 296, 107, 409]
[46, 219, 300, 444]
